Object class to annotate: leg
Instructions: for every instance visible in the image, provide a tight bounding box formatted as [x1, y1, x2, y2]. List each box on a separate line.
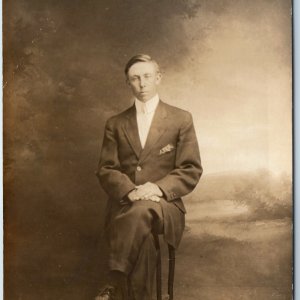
[129, 234, 158, 300]
[108, 200, 163, 275]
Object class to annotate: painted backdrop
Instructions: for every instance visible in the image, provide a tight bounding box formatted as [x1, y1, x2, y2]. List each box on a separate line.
[4, 0, 292, 299]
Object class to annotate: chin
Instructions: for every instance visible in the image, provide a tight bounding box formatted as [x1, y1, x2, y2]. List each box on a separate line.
[137, 96, 149, 102]
[140, 95, 153, 102]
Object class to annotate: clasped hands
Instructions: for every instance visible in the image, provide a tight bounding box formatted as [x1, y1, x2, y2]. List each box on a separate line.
[127, 182, 163, 203]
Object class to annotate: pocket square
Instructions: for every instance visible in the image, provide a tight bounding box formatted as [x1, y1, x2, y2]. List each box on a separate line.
[159, 144, 175, 155]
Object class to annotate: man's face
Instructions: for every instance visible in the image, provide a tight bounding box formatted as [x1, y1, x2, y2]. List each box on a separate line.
[126, 61, 162, 102]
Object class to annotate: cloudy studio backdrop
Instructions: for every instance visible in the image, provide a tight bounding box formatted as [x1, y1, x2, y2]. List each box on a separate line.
[4, 1, 292, 299]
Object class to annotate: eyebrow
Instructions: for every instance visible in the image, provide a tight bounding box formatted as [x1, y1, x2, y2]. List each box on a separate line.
[130, 73, 153, 78]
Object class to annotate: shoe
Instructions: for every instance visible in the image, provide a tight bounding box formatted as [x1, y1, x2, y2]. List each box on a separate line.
[95, 285, 117, 300]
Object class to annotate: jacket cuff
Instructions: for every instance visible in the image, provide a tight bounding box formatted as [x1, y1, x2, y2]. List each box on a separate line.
[155, 181, 179, 201]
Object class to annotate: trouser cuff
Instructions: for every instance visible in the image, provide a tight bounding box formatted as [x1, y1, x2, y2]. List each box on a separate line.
[109, 258, 133, 275]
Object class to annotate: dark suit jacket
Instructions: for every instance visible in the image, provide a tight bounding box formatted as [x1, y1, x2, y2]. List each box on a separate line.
[97, 100, 203, 247]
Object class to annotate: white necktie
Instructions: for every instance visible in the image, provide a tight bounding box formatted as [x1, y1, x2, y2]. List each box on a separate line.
[138, 106, 152, 148]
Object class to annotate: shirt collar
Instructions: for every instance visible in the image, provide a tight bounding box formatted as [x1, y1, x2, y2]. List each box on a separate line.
[135, 94, 160, 114]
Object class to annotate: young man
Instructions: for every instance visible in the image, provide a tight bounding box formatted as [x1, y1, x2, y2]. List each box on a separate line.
[96, 54, 202, 300]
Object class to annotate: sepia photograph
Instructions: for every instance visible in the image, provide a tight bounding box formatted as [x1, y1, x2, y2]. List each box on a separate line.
[4, 0, 292, 299]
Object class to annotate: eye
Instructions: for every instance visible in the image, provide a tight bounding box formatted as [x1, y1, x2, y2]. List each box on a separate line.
[144, 74, 153, 79]
[129, 76, 139, 82]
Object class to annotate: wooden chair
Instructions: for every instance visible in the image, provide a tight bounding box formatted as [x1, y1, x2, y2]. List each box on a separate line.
[153, 234, 176, 300]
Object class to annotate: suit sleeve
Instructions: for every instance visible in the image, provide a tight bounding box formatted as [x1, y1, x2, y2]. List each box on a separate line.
[96, 118, 136, 201]
[155, 113, 203, 201]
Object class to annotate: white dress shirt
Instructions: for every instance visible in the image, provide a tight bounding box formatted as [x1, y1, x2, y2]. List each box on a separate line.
[135, 94, 160, 148]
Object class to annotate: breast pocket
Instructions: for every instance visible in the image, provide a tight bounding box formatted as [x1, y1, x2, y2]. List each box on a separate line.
[156, 145, 176, 162]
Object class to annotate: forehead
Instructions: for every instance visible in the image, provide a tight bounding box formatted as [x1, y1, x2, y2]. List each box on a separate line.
[127, 61, 157, 76]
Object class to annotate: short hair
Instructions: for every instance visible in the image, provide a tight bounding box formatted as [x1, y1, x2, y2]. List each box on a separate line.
[124, 54, 160, 76]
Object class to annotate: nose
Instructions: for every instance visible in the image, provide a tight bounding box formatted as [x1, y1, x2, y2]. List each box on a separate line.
[139, 78, 146, 88]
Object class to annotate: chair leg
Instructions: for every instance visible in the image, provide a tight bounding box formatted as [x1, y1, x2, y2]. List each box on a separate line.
[153, 234, 162, 300]
[168, 245, 175, 300]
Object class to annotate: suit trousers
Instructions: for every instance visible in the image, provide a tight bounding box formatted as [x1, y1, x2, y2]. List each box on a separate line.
[107, 199, 179, 300]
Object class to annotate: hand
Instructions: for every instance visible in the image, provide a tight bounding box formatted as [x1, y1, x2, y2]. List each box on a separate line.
[127, 190, 161, 203]
[135, 182, 163, 201]
[127, 189, 140, 202]
[147, 195, 161, 202]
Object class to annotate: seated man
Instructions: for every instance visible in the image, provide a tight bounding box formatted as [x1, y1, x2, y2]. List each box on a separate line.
[96, 54, 203, 300]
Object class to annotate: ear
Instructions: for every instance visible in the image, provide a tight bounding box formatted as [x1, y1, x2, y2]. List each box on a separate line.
[156, 72, 162, 84]
[125, 78, 131, 87]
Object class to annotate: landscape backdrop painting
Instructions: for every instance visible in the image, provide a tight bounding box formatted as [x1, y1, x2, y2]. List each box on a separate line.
[4, 0, 292, 299]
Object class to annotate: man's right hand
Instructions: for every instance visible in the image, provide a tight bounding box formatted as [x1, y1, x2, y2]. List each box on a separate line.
[127, 189, 140, 202]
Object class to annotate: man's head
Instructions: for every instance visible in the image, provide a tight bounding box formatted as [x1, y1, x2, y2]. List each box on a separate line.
[125, 54, 162, 102]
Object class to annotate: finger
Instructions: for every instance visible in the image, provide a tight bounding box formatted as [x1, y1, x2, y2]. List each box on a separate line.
[134, 187, 145, 196]
[136, 188, 152, 198]
[141, 192, 156, 200]
[149, 196, 160, 202]
[151, 198, 160, 202]
[131, 197, 139, 202]
[135, 191, 147, 200]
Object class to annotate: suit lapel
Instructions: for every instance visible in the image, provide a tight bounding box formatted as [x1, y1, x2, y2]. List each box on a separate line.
[139, 101, 168, 163]
[123, 105, 143, 158]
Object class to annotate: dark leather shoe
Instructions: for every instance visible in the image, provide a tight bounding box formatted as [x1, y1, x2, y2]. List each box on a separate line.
[95, 285, 117, 300]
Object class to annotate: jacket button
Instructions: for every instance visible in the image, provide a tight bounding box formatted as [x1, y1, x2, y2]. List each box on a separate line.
[136, 166, 142, 171]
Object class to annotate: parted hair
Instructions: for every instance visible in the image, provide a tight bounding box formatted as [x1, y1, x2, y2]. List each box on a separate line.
[124, 54, 160, 76]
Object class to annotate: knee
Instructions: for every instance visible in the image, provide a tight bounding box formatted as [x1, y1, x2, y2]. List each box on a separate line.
[129, 202, 153, 222]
